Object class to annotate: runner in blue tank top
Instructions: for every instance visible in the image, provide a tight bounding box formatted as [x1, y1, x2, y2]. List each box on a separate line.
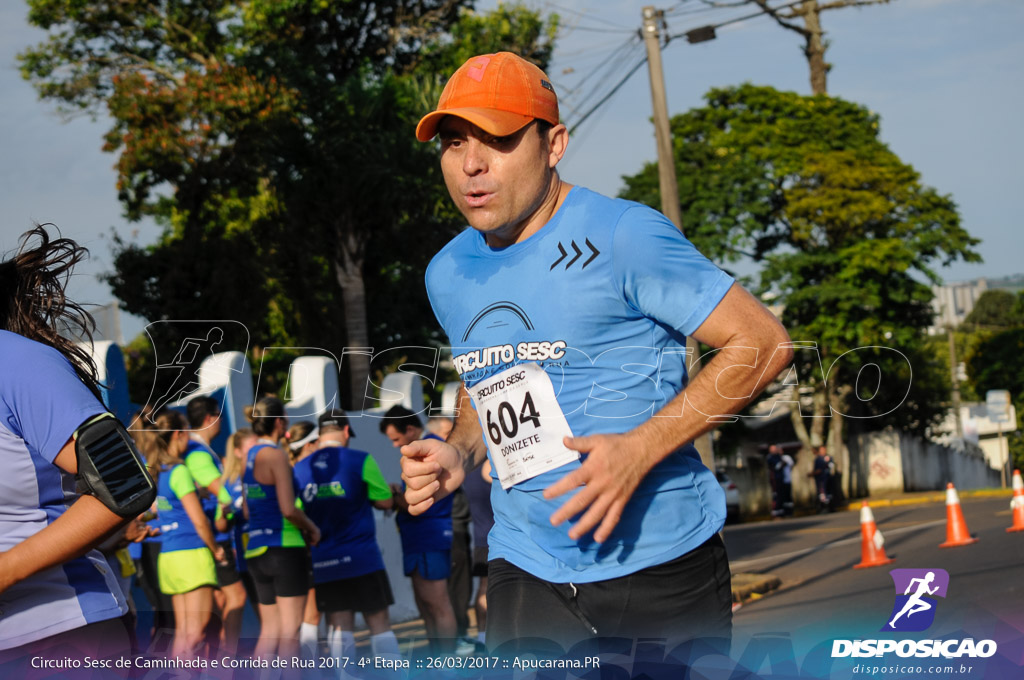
[243, 397, 319, 662]
[148, 409, 225, 657]
[401, 52, 793, 652]
[292, 410, 401, 662]
[183, 395, 248, 652]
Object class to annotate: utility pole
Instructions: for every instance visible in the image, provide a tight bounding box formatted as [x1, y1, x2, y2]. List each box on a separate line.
[641, 5, 716, 470]
[642, 6, 683, 229]
[947, 324, 963, 439]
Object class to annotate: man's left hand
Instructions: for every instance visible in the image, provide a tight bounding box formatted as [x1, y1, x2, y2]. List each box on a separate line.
[543, 433, 654, 543]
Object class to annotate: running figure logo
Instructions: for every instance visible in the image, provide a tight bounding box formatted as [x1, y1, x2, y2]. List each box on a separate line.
[882, 568, 950, 632]
[147, 327, 225, 422]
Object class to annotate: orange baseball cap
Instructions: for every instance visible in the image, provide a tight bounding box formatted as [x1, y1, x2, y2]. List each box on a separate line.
[415, 52, 559, 142]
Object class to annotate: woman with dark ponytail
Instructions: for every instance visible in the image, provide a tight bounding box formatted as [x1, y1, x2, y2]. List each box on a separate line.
[0, 226, 150, 665]
[243, 397, 320, 663]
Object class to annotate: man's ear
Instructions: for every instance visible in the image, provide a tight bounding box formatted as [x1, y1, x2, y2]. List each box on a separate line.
[546, 123, 569, 168]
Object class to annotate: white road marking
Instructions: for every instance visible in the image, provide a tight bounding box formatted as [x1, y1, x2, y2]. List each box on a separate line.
[729, 519, 947, 571]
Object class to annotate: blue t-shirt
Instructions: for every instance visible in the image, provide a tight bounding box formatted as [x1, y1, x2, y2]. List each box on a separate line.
[293, 446, 391, 583]
[0, 331, 129, 649]
[395, 433, 454, 556]
[425, 187, 733, 583]
[155, 463, 206, 552]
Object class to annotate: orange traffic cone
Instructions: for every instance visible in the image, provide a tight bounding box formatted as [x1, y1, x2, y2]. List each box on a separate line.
[1007, 470, 1024, 533]
[854, 501, 894, 569]
[939, 483, 978, 548]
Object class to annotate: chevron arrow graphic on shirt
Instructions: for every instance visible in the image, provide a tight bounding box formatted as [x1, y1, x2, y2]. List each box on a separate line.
[549, 242, 568, 270]
[565, 240, 583, 268]
[582, 238, 600, 269]
[551, 239, 602, 271]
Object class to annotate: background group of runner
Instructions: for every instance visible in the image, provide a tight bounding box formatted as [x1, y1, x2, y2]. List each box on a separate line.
[126, 397, 494, 662]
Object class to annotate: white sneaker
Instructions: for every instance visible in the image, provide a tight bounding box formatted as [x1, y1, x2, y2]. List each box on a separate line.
[455, 638, 476, 656]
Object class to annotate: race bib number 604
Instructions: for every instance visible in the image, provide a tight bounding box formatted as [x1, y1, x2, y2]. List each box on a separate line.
[468, 363, 578, 490]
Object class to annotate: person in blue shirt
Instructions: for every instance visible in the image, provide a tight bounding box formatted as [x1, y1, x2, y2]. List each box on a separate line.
[401, 53, 793, 652]
[0, 226, 143, 666]
[243, 396, 320, 662]
[294, 411, 400, 662]
[148, 409, 226, 657]
[183, 395, 247, 649]
[215, 427, 259, 654]
[381, 405, 457, 654]
[810, 445, 836, 513]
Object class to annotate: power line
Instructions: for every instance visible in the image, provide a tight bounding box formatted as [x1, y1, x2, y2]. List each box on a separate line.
[565, 24, 635, 35]
[665, 0, 744, 18]
[562, 0, 807, 137]
[563, 34, 641, 97]
[541, 1, 632, 29]
[669, 0, 806, 40]
[567, 55, 648, 136]
[560, 39, 645, 120]
[556, 36, 638, 60]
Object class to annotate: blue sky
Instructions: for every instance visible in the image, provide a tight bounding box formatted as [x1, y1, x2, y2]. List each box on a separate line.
[1, 0, 1021, 340]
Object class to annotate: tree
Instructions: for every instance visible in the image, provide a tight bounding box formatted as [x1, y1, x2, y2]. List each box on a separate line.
[963, 289, 1024, 330]
[962, 290, 1024, 472]
[966, 328, 1024, 472]
[620, 84, 980, 490]
[733, 0, 892, 94]
[20, 1, 558, 407]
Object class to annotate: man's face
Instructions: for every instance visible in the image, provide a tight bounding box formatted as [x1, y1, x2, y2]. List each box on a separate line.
[439, 117, 567, 246]
[384, 424, 416, 448]
[202, 412, 222, 440]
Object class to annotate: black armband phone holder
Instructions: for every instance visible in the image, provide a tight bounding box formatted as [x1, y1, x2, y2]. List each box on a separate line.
[75, 414, 157, 518]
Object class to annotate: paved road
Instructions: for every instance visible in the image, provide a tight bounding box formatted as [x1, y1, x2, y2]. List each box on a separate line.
[719, 497, 1024, 678]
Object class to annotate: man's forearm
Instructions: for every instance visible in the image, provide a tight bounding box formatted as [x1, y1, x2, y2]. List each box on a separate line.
[0, 494, 128, 594]
[635, 339, 792, 468]
[446, 383, 488, 474]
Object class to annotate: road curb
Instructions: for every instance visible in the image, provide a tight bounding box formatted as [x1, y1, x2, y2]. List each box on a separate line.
[843, 488, 1013, 511]
[731, 572, 781, 603]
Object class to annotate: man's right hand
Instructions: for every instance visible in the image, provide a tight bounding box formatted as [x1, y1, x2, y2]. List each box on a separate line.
[400, 438, 465, 515]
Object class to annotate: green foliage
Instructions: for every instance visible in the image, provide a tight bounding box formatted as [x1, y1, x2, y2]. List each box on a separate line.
[416, 3, 559, 74]
[20, 0, 558, 405]
[621, 84, 981, 438]
[963, 289, 1024, 330]
[965, 324, 1024, 471]
[122, 333, 156, 406]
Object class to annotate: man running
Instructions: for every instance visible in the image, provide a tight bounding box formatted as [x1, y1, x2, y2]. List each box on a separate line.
[402, 52, 792, 652]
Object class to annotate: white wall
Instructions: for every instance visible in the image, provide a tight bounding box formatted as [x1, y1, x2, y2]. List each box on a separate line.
[856, 429, 1000, 494]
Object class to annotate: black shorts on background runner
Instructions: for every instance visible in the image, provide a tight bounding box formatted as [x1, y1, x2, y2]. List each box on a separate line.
[314, 570, 394, 613]
[247, 547, 310, 605]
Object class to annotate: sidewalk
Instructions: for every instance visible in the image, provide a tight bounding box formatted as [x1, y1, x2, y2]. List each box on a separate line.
[841, 486, 1013, 511]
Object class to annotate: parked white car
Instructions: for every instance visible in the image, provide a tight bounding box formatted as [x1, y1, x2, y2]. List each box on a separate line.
[716, 469, 741, 523]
